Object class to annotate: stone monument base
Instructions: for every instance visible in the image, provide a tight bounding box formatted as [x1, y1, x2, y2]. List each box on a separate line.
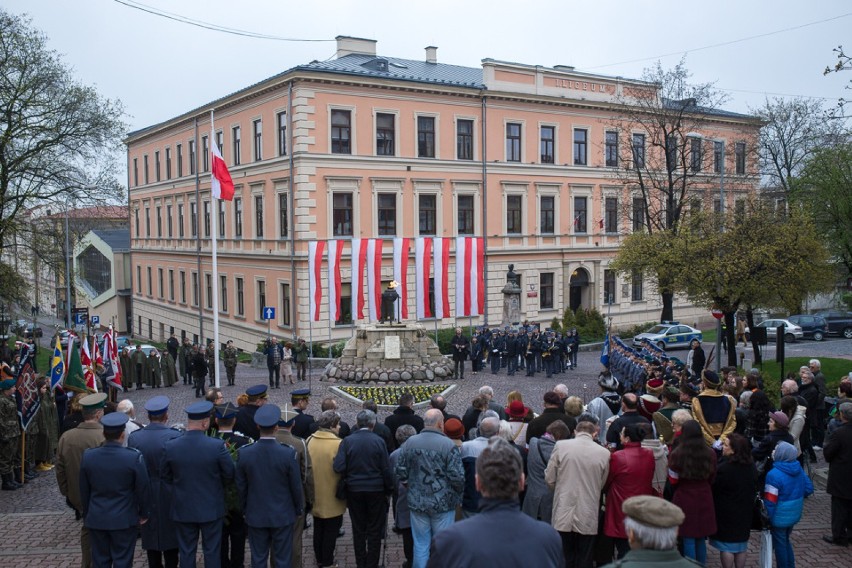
[322, 323, 453, 383]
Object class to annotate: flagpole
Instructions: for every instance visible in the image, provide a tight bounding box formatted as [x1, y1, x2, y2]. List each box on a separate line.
[20, 432, 25, 484]
[210, 110, 222, 389]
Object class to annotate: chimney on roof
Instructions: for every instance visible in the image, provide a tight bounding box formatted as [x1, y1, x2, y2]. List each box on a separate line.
[335, 35, 377, 58]
[425, 46, 438, 64]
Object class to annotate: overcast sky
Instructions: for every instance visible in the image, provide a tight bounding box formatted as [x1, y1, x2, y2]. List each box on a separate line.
[7, 0, 851, 133]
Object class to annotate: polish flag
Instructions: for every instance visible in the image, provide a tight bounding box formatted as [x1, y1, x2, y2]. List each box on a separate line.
[327, 240, 343, 323]
[210, 128, 235, 201]
[433, 237, 451, 319]
[367, 239, 383, 321]
[415, 237, 432, 319]
[103, 326, 121, 391]
[308, 241, 325, 321]
[351, 238, 368, 320]
[393, 238, 410, 319]
[81, 337, 98, 393]
[455, 237, 485, 317]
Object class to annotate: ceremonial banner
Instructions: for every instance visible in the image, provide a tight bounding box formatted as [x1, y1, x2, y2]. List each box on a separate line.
[351, 238, 368, 321]
[455, 237, 484, 317]
[81, 336, 98, 392]
[393, 237, 410, 319]
[415, 237, 432, 320]
[14, 344, 40, 430]
[327, 240, 343, 323]
[308, 241, 325, 321]
[102, 328, 121, 390]
[600, 333, 610, 367]
[63, 335, 92, 394]
[49, 336, 65, 391]
[433, 237, 451, 319]
[366, 239, 383, 322]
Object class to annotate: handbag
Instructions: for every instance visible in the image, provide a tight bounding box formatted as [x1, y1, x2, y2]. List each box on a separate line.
[335, 476, 348, 501]
[751, 493, 770, 531]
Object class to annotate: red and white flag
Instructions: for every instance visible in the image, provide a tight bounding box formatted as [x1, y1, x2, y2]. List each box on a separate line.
[415, 237, 432, 319]
[367, 239, 384, 322]
[393, 238, 410, 320]
[433, 237, 451, 319]
[80, 337, 98, 393]
[103, 327, 121, 391]
[210, 128, 234, 201]
[327, 240, 344, 323]
[308, 241, 325, 321]
[350, 238, 368, 321]
[455, 237, 485, 317]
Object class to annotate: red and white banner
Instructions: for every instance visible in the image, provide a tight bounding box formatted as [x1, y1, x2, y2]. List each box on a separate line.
[327, 240, 343, 323]
[81, 338, 98, 393]
[433, 237, 451, 319]
[455, 237, 485, 317]
[210, 128, 235, 201]
[103, 326, 122, 390]
[366, 239, 383, 321]
[351, 238, 368, 321]
[415, 237, 432, 319]
[308, 241, 325, 321]
[393, 238, 410, 319]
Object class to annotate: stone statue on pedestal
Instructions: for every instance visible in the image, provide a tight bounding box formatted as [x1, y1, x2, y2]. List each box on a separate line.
[501, 264, 522, 326]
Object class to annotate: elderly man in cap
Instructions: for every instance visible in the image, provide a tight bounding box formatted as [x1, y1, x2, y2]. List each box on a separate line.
[235, 385, 268, 441]
[213, 403, 253, 568]
[236, 404, 304, 568]
[56, 392, 108, 568]
[276, 404, 315, 568]
[603, 495, 699, 567]
[691, 370, 737, 449]
[162, 401, 236, 568]
[0, 378, 21, 490]
[80, 411, 150, 568]
[129, 396, 183, 568]
[291, 388, 316, 440]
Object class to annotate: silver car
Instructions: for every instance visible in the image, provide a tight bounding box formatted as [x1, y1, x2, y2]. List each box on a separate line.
[752, 319, 803, 343]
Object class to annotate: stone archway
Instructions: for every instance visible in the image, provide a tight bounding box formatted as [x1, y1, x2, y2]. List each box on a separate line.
[569, 267, 590, 313]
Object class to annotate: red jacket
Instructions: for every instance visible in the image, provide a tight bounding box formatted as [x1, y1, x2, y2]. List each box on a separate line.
[603, 442, 655, 538]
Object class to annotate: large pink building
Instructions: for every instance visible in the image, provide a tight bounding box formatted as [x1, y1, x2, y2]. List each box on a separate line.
[126, 36, 760, 350]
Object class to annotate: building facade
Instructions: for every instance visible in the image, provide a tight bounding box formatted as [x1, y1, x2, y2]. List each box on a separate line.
[74, 229, 132, 334]
[126, 37, 761, 351]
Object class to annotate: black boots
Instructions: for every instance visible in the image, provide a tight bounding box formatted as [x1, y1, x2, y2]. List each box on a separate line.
[1, 473, 18, 491]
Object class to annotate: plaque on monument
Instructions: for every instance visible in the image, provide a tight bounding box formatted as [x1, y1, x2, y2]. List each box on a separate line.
[384, 335, 401, 359]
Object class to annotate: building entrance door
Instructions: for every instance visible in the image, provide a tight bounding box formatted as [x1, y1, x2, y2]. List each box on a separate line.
[569, 268, 590, 312]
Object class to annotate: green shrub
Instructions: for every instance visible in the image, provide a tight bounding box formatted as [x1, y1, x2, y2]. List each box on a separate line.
[559, 307, 607, 343]
[617, 321, 657, 340]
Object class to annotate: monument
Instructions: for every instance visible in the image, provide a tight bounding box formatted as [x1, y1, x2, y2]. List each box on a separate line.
[502, 264, 522, 326]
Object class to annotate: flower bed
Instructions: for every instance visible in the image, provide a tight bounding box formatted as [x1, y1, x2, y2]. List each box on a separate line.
[332, 383, 456, 408]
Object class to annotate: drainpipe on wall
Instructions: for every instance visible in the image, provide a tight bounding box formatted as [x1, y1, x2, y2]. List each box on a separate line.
[481, 94, 488, 327]
[194, 117, 204, 344]
[288, 81, 297, 341]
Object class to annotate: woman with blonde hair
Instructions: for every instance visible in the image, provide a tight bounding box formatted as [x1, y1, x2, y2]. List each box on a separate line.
[307, 410, 347, 568]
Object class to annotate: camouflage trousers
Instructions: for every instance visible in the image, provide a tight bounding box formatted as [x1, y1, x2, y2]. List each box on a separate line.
[0, 436, 21, 475]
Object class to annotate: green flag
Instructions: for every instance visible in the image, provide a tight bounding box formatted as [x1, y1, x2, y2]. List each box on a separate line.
[63, 336, 92, 394]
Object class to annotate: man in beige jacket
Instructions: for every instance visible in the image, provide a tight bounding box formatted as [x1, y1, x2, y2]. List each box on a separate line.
[545, 413, 610, 568]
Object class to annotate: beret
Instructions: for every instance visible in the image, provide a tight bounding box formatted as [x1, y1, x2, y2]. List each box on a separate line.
[770, 411, 789, 428]
[444, 418, 465, 440]
[622, 495, 685, 528]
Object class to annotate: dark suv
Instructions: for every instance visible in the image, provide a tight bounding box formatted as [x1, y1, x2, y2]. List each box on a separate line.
[787, 315, 828, 341]
[814, 310, 852, 339]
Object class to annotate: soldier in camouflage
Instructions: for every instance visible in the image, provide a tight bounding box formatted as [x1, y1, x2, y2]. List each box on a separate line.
[223, 341, 238, 386]
[0, 379, 22, 490]
[206, 340, 216, 387]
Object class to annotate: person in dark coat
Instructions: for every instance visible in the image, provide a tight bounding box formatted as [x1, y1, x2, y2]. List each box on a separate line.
[214, 402, 253, 568]
[234, 385, 268, 441]
[450, 327, 470, 380]
[823, 402, 852, 546]
[290, 389, 316, 440]
[79, 412, 150, 568]
[525, 391, 575, 445]
[384, 393, 424, 449]
[166, 333, 180, 362]
[162, 401, 236, 568]
[427, 438, 562, 568]
[752, 411, 795, 483]
[236, 404, 303, 568]
[604, 393, 651, 451]
[687, 339, 705, 380]
[710, 433, 757, 567]
[128, 396, 183, 568]
[190, 345, 207, 398]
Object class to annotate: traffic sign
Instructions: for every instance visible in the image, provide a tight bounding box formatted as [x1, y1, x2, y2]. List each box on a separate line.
[262, 306, 276, 320]
[711, 308, 723, 320]
[90, 316, 100, 325]
[74, 313, 88, 325]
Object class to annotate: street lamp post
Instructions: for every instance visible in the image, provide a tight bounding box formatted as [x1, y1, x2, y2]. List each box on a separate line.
[65, 205, 72, 330]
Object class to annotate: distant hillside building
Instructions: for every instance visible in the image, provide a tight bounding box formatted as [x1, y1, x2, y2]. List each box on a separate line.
[74, 229, 132, 334]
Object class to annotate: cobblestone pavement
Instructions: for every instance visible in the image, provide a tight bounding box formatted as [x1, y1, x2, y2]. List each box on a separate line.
[2, 348, 850, 567]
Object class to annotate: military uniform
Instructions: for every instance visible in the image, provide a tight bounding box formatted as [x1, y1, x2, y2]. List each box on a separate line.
[161, 351, 177, 387]
[178, 341, 191, 384]
[276, 406, 315, 568]
[206, 343, 217, 387]
[0, 382, 21, 489]
[148, 352, 162, 388]
[131, 348, 148, 389]
[223, 343, 238, 386]
[293, 341, 309, 382]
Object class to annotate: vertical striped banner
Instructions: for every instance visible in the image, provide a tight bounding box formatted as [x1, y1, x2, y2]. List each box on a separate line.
[393, 237, 410, 319]
[350, 238, 368, 321]
[366, 239, 384, 321]
[415, 237, 432, 319]
[433, 237, 451, 319]
[327, 240, 343, 323]
[308, 240, 325, 321]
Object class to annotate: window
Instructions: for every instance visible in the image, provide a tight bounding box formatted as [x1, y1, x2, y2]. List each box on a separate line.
[573, 196, 587, 233]
[236, 277, 244, 316]
[540, 126, 555, 164]
[156, 206, 162, 237]
[178, 203, 185, 238]
[540, 273, 554, 309]
[257, 281, 266, 319]
[335, 283, 353, 326]
[134, 209, 140, 237]
[713, 198, 722, 214]
[735, 199, 746, 220]
[506, 123, 521, 162]
[158, 268, 164, 298]
[333, 193, 353, 236]
[632, 133, 645, 168]
[176, 144, 183, 177]
[604, 270, 616, 304]
[376, 113, 395, 156]
[331, 110, 351, 154]
[232, 126, 241, 166]
[458, 195, 474, 235]
[218, 201, 225, 238]
[605, 131, 618, 167]
[419, 194, 436, 235]
[180, 271, 186, 303]
[133, 158, 138, 186]
[278, 193, 288, 238]
[136, 266, 141, 293]
[457, 119, 474, 160]
[166, 204, 173, 237]
[573, 129, 588, 165]
[665, 135, 677, 171]
[632, 197, 645, 231]
[190, 202, 197, 237]
[155, 151, 160, 182]
[146, 267, 152, 296]
[714, 141, 724, 173]
[254, 195, 264, 238]
[631, 269, 644, 301]
[540, 195, 555, 234]
[143, 155, 149, 184]
[234, 197, 243, 238]
[281, 283, 291, 326]
[168, 269, 174, 301]
[277, 111, 287, 156]
[690, 138, 702, 172]
[189, 140, 196, 175]
[253, 119, 262, 161]
[205, 274, 212, 309]
[220, 275, 228, 312]
[605, 197, 618, 233]
[203, 201, 210, 237]
[735, 142, 746, 174]
[506, 195, 522, 234]
[377, 193, 397, 236]
[202, 136, 209, 172]
[145, 207, 151, 236]
[418, 116, 435, 158]
[78, 245, 111, 296]
[216, 131, 223, 153]
[165, 148, 171, 180]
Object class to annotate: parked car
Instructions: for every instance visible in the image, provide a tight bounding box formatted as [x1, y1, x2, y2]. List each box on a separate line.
[786, 315, 827, 341]
[813, 310, 852, 339]
[23, 324, 43, 339]
[748, 319, 804, 343]
[12, 319, 28, 335]
[58, 329, 78, 348]
[632, 322, 703, 350]
[116, 336, 132, 350]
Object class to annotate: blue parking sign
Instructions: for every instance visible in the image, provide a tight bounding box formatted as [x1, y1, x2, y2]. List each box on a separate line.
[90, 316, 100, 325]
[262, 306, 276, 320]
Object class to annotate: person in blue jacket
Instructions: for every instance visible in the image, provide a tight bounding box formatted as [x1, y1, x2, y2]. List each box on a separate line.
[763, 441, 814, 568]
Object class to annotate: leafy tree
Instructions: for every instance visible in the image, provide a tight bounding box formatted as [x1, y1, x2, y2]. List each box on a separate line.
[0, 9, 126, 250]
[0, 260, 28, 308]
